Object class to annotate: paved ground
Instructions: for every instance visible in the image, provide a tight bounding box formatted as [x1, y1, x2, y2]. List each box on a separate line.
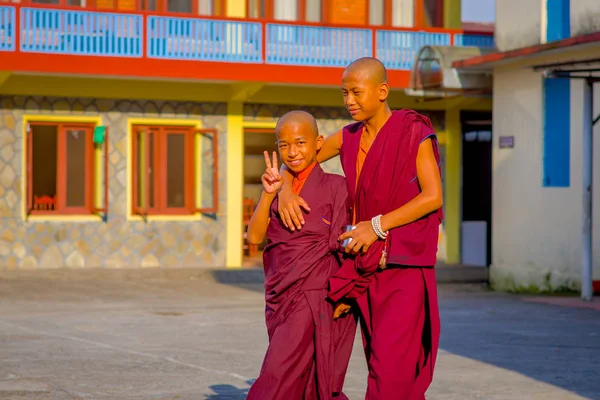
[0, 268, 598, 400]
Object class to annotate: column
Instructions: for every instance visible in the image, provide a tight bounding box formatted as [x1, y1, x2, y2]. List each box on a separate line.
[443, 0, 461, 29]
[226, 101, 244, 268]
[444, 108, 461, 264]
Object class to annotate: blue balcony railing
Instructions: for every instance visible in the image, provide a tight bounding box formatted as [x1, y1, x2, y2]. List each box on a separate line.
[5, 5, 496, 70]
[0, 6, 15, 51]
[147, 16, 261, 62]
[377, 30, 451, 70]
[454, 33, 495, 48]
[266, 24, 372, 67]
[20, 7, 142, 57]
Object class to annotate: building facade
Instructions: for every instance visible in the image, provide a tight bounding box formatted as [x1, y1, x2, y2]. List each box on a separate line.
[0, 0, 494, 269]
[454, 0, 600, 295]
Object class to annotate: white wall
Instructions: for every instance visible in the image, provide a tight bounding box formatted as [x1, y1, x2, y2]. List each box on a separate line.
[491, 66, 600, 291]
[495, 0, 541, 51]
[570, 0, 600, 36]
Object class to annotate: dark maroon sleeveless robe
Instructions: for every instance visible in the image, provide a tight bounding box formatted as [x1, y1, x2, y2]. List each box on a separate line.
[328, 109, 443, 399]
[247, 164, 357, 400]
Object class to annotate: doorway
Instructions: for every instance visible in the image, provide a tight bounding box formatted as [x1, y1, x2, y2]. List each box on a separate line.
[243, 128, 278, 266]
[461, 111, 492, 267]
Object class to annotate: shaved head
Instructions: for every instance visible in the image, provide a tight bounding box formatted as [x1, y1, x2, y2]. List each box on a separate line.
[344, 57, 388, 85]
[274, 110, 323, 173]
[275, 110, 319, 138]
[341, 57, 390, 122]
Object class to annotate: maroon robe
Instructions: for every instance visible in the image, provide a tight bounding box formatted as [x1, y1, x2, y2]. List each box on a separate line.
[247, 164, 358, 400]
[328, 109, 443, 399]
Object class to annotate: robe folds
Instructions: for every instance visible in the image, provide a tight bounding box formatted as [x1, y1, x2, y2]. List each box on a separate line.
[247, 164, 358, 400]
[328, 109, 443, 399]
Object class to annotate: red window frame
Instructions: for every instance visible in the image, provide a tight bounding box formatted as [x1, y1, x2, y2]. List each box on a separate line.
[26, 122, 96, 216]
[131, 125, 218, 217]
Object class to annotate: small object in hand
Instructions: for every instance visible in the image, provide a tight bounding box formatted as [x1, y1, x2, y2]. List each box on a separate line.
[341, 224, 356, 247]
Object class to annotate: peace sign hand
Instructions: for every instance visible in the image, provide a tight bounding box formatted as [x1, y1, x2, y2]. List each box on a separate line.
[261, 151, 284, 194]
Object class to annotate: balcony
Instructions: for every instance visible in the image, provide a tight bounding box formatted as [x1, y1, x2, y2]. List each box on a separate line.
[0, 5, 495, 87]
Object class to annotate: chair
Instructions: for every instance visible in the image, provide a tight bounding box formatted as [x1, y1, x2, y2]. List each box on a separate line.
[33, 195, 57, 211]
[243, 197, 258, 258]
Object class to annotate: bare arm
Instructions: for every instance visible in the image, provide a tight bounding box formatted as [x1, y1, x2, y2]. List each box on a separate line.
[247, 191, 276, 245]
[248, 151, 283, 244]
[277, 131, 342, 230]
[316, 131, 342, 163]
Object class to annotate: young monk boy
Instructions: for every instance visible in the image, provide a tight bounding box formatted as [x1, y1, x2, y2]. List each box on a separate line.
[277, 58, 444, 399]
[245, 110, 357, 400]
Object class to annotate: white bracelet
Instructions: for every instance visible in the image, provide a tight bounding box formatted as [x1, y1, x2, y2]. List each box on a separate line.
[371, 214, 388, 240]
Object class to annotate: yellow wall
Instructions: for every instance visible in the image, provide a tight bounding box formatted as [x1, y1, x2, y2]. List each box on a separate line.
[443, 0, 461, 29]
[0, 74, 493, 113]
[226, 102, 244, 268]
[226, 0, 245, 18]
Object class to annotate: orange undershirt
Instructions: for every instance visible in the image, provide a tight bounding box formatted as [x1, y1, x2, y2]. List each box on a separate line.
[291, 161, 317, 195]
[336, 127, 369, 224]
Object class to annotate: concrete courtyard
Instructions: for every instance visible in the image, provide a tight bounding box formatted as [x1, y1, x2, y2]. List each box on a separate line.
[0, 268, 598, 400]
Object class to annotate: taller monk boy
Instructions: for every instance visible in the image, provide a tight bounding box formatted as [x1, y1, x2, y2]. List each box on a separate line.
[278, 58, 444, 399]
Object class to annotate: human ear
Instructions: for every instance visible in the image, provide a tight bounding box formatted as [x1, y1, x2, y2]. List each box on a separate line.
[379, 82, 389, 102]
[315, 135, 324, 151]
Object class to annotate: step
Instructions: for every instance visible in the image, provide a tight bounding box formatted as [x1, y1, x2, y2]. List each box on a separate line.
[212, 263, 489, 285]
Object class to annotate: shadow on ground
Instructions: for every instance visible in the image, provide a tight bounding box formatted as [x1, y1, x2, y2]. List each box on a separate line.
[438, 291, 600, 399]
[211, 269, 264, 293]
[212, 269, 600, 397]
[205, 379, 255, 399]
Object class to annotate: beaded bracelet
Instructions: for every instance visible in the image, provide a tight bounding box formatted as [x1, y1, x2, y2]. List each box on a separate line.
[371, 214, 388, 240]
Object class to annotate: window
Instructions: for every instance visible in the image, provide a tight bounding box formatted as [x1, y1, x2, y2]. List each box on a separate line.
[369, 0, 384, 25]
[211, 0, 225, 15]
[545, 0, 570, 42]
[30, 0, 60, 4]
[140, 0, 157, 11]
[132, 125, 218, 216]
[304, 0, 320, 22]
[391, 0, 414, 27]
[542, 78, 570, 187]
[168, 0, 192, 13]
[29, 0, 88, 7]
[422, 0, 443, 28]
[274, 0, 297, 20]
[26, 122, 101, 215]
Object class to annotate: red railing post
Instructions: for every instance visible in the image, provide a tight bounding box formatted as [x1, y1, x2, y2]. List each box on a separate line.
[142, 14, 147, 58]
[371, 27, 376, 59]
[15, 4, 20, 52]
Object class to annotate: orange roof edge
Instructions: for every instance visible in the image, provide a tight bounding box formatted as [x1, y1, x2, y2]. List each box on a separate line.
[452, 31, 600, 69]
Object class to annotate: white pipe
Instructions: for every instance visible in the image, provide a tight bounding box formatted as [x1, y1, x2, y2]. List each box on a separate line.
[581, 78, 593, 302]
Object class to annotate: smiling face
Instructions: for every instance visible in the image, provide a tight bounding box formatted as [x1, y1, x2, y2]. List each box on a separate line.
[275, 112, 323, 174]
[341, 57, 389, 122]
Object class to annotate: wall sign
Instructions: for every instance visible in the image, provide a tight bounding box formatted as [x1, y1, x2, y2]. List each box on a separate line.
[499, 136, 515, 148]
